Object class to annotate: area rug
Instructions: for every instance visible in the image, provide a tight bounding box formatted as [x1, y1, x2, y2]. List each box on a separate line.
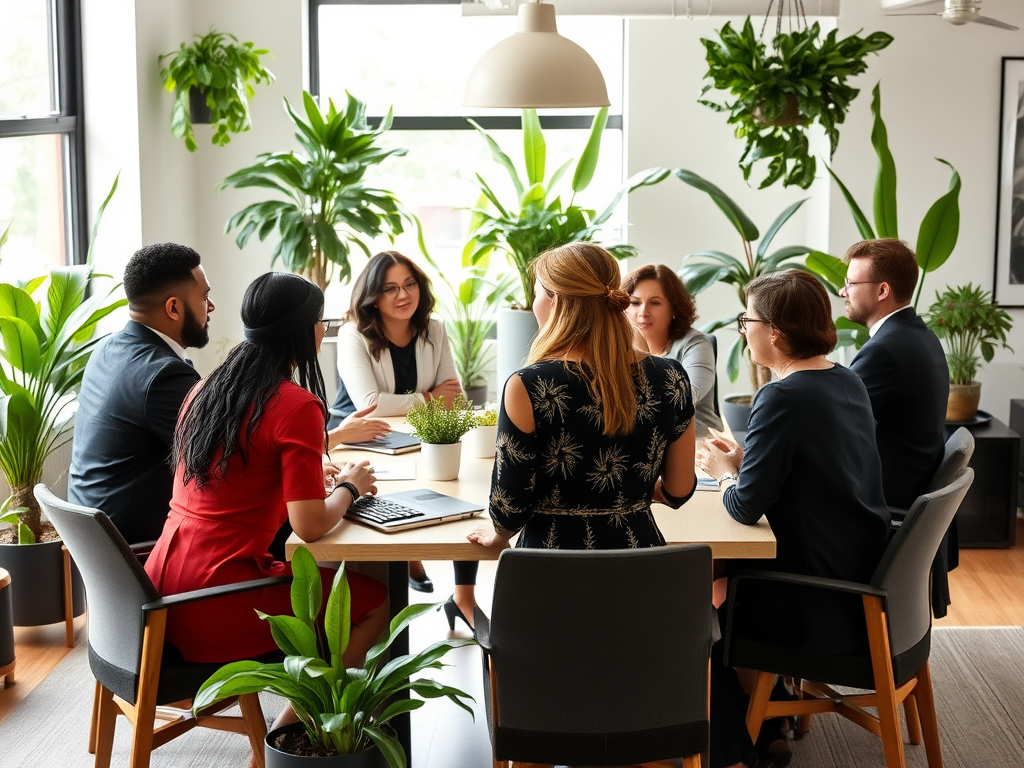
[0, 627, 1021, 767]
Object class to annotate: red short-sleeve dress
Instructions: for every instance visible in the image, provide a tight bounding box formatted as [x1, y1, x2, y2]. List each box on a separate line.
[145, 380, 386, 663]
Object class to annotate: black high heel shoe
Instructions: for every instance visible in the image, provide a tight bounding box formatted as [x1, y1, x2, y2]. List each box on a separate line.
[443, 596, 475, 636]
[408, 563, 433, 593]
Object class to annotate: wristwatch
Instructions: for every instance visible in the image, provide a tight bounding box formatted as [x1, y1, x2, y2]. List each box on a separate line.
[717, 473, 738, 487]
[339, 481, 360, 502]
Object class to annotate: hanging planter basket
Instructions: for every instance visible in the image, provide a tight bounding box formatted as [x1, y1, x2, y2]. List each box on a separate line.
[752, 93, 804, 128]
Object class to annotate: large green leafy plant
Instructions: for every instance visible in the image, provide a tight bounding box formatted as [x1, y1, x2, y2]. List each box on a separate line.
[700, 17, 892, 189]
[194, 547, 474, 765]
[674, 169, 813, 389]
[0, 181, 125, 543]
[159, 28, 274, 152]
[467, 107, 670, 309]
[925, 284, 1012, 386]
[222, 91, 408, 291]
[805, 84, 962, 349]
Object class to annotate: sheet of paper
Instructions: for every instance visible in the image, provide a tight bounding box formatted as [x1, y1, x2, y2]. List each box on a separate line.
[371, 461, 416, 481]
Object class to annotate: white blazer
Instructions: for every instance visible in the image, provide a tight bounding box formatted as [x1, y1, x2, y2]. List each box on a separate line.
[336, 318, 459, 416]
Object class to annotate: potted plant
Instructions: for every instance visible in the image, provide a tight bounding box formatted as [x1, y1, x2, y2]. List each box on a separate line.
[0, 180, 125, 628]
[467, 107, 670, 384]
[925, 284, 1012, 422]
[463, 406, 498, 460]
[193, 546, 475, 767]
[699, 15, 892, 189]
[159, 28, 275, 152]
[221, 91, 408, 291]
[673, 168, 815, 434]
[404, 395, 477, 481]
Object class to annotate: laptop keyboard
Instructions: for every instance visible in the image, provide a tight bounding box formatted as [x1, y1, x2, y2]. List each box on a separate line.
[347, 496, 424, 524]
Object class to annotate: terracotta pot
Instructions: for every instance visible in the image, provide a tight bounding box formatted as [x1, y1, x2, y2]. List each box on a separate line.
[946, 381, 982, 422]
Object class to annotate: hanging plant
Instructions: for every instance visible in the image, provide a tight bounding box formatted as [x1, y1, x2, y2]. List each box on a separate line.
[699, 8, 892, 189]
[159, 28, 274, 152]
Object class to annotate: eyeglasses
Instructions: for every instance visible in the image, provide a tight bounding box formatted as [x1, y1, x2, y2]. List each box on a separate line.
[321, 319, 341, 332]
[381, 278, 420, 300]
[843, 277, 882, 291]
[737, 313, 769, 334]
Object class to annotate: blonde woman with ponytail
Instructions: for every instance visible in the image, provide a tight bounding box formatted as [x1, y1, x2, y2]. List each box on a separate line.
[468, 242, 697, 552]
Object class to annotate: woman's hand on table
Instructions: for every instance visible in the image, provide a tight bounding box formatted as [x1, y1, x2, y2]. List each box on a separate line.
[696, 427, 742, 481]
[335, 460, 377, 498]
[328, 404, 391, 449]
[322, 457, 341, 493]
[429, 379, 463, 408]
[467, 523, 512, 551]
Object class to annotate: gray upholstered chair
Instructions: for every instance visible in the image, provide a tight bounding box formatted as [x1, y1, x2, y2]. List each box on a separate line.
[725, 467, 974, 768]
[475, 545, 715, 768]
[35, 484, 287, 768]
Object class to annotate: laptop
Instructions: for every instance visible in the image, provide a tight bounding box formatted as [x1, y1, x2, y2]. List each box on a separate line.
[340, 432, 421, 455]
[345, 489, 485, 532]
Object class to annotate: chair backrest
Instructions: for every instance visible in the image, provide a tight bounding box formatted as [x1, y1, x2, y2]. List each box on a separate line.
[488, 545, 713, 762]
[34, 485, 158, 691]
[927, 427, 974, 493]
[871, 467, 973, 656]
[709, 333, 721, 418]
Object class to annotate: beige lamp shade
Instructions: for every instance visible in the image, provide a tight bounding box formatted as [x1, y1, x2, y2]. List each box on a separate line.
[464, 2, 610, 108]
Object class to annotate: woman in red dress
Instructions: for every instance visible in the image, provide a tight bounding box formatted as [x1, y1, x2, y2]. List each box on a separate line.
[145, 272, 388, 669]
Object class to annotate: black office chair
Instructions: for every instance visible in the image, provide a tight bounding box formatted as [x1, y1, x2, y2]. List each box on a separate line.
[725, 467, 974, 768]
[35, 484, 287, 768]
[476, 545, 715, 768]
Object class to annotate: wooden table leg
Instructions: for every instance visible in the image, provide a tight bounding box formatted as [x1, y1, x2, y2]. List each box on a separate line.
[388, 560, 411, 764]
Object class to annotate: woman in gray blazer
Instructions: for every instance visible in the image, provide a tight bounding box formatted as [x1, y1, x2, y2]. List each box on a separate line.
[623, 264, 724, 435]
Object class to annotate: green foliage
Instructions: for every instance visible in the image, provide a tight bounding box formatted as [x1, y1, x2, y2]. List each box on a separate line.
[673, 169, 815, 386]
[0, 221, 10, 252]
[925, 284, 1013, 385]
[406, 395, 477, 445]
[474, 407, 498, 428]
[221, 91, 408, 290]
[699, 18, 892, 189]
[466, 108, 671, 309]
[809, 84, 962, 312]
[194, 547, 475, 764]
[159, 28, 274, 152]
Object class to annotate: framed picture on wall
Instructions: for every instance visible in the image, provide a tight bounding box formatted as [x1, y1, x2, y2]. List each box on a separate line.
[995, 57, 1024, 307]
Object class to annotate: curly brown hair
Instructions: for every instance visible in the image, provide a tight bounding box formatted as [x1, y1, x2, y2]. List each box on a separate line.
[621, 264, 698, 341]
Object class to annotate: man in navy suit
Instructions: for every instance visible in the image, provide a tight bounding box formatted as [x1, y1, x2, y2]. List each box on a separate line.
[68, 243, 214, 544]
[842, 239, 954, 616]
[841, 239, 949, 509]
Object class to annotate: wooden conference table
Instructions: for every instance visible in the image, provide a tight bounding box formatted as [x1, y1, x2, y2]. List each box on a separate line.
[287, 425, 776, 762]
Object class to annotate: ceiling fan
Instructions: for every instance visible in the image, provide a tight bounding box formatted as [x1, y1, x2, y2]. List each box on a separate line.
[887, 0, 1019, 30]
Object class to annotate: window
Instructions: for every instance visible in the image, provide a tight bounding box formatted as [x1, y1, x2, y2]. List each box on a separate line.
[309, 0, 624, 310]
[0, 0, 87, 283]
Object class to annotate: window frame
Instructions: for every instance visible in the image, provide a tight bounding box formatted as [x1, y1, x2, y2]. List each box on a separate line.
[0, 0, 88, 265]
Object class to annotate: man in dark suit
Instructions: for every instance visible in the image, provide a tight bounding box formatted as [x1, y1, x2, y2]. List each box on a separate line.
[842, 239, 954, 616]
[841, 239, 949, 509]
[68, 243, 214, 544]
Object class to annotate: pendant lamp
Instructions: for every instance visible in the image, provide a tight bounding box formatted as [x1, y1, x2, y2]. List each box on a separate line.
[463, 1, 610, 108]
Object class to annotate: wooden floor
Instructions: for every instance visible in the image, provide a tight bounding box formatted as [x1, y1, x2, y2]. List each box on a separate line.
[2, 515, 1022, 728]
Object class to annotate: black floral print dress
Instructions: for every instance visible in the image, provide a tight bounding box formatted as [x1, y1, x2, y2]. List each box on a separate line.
[488, 356, 694, 549]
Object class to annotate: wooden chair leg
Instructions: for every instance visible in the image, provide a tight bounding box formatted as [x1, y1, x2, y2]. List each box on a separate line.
[795, 679, 812, 738]
[682, 756, 702, 768]
[904, 693, 923, 745]
[239, 693, 268, 768]
[913, 663, 944, 768]
[745, 672, 777, 742]
[62, 546, 75, 648]
[89, 680, 102, 753]
[863, 596, 906, 768]
[93, 684, 117, 768]
[129, 610, 167, 768]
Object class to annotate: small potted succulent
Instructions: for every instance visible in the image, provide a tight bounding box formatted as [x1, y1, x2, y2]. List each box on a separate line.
[925, 284, 1013, 422]
[405, 395, 477, 481]
[159, 28, 275, 152]
[194, 546, 475, 767]
[463, 406, 498, 460]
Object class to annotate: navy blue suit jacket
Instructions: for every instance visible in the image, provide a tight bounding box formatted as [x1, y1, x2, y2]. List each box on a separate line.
[850, 308, 949, 509]
[68, 321, 200, 544]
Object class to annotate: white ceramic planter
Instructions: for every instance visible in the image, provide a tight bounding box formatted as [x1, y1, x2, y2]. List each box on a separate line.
[497, 307, 538, 393]
[463, 425, 497, 459]
[420, 441, 463, 481]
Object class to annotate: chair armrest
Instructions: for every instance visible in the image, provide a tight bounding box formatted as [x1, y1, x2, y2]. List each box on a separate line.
[474, 607, 492, 651]
[129, 540, 157, 564]
[711, 606, 721, 645]
[728, 568, 886, 601]
[142, 576, 292, 611]
[888, 506, 908, 529]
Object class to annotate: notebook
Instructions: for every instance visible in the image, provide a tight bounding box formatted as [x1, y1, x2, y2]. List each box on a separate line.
[340, 431, 421, 455]
[345, 489, 484, 532]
